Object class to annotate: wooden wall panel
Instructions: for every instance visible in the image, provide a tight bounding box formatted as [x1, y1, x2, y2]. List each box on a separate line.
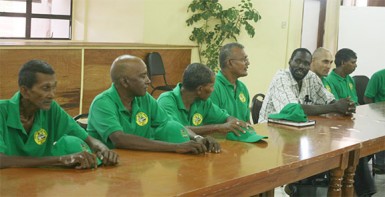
[82, 49, 191, 113]
[0, 49, 82, 116]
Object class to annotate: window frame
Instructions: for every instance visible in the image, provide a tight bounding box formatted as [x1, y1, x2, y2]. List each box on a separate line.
[0, 0, 73, 40]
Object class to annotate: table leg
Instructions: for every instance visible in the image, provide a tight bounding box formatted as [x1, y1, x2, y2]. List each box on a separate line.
[328, 167, 344, 197]
[251, 189, 274, 197]
[342, 149, 360, 197]
[264, 189, 274, 197]
[328, 151, 350, 197]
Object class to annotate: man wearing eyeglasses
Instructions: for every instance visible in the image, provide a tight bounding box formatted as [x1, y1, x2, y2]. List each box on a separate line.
[209, 42, 251, 124]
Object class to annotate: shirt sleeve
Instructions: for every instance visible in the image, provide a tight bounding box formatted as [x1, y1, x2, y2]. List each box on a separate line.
[0, 136, 5, 154]
[51, 101, 88, 141]
[157, 93, 183, 123]
[0, 111, 6, 154]
[323, 78, 334, 95]
[88, 98, 123, 143]
[210, 83, 222, 107]
[244, 86, 251, 121]
[325, 76, 340, 100]
[203, 99, 230, 124]
[364, 73, 378, 98]
[312, 75, 335, 104]
[149, 95, 169, 128]
[270, 73, 300, 112]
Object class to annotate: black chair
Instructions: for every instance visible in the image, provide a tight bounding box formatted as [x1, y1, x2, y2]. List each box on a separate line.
[251, 93, 265, 124]
[146, 52, 176, 95]
[353, 75, 369, 105]
[73, 113, 88, 130]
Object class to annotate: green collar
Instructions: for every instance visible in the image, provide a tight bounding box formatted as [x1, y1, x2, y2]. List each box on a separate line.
[330, 69, 347, 81]
[173, 83, 201, 112]
[6, 92, 43, 135]
[217, 71, 239, 88]
[172, 83, 187, 110]
[107, 84, 140, 114]
[6, 92, 23, 130]
[106, 84, 127, 112]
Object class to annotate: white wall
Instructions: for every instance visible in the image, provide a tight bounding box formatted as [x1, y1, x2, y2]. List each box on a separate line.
[239, 0, 303, 97]
[338, 6, 385, 78]
[141, 0, 304, 97]
[78, 0, 145, 42]
[72, 0, 305, 98]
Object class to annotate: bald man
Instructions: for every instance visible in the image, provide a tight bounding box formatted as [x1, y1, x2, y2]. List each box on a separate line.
[310, 47, 333, 82]
[87, 55, 218, 154]
[310, 47, 337, 96]
[259, 48, 355, 123]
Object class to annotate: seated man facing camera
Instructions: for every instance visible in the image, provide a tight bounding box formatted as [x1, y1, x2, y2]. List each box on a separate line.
[0, 60, 118, 169]
[310, 47, 333, 87]
[259, 48, 355, 123]
[87, 55, 218, 154]
[158, 63, 256, 148]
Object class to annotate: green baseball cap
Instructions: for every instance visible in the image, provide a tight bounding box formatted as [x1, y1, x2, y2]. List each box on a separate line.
[52, 135, 102, 166]
[226, 127, 268, 143]
[154, 121, 190, 143]
[268, 103, 308, 122]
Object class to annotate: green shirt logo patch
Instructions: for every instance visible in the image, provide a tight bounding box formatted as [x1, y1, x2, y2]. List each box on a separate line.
[34, 128, 47, 145]
[192, 113, 203, 126]
[349, 83, 354, 90]
[325, 85, 331, 93]
[136, 112, 148, 126]
[239, 93, 246, 103]
[180, 128, 189, 138]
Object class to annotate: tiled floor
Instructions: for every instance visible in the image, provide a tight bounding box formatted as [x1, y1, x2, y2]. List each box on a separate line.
[273, 163, 385, 197]
[373, 173, 385, 197]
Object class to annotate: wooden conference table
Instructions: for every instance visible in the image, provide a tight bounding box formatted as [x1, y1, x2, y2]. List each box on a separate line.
[1, 102, 384, 197]
[310, 102, 385, 196]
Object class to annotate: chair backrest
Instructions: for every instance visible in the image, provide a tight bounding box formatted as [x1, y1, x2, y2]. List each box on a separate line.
[353, 75, 369, 105]
[146, 52, 167, 76]
[73, 113, 89, 130]
[251, 93, 265, 124]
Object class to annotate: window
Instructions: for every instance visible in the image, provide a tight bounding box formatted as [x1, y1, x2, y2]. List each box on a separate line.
[342, 0, 385, 7]
[341, 0, 368, 6]
[0, 0, 72, 40]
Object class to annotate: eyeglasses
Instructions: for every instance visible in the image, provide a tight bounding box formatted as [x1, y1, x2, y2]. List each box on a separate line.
[229, 57, 249, 63]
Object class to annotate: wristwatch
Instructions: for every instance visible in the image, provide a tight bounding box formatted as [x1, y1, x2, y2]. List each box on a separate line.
[193, 135, 205, 141]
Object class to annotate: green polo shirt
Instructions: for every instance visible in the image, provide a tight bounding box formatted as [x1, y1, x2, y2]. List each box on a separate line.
[321, 76, 338, 96]
[209, 71, 250, 122]
[326, 70, 358, 105]
[0, 92, 88, 156]
[87, 84, 172, 148]
[364, 69, 385, 102]
[157, 83, 230, 126]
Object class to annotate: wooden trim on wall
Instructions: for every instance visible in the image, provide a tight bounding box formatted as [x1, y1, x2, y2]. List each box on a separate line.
[317, 0, 327, 47]
[0, 46, 192, 116]
[0, 49, 82, 116]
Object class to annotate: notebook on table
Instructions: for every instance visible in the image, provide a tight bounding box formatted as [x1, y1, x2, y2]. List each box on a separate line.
[267, 118, 316, 127]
